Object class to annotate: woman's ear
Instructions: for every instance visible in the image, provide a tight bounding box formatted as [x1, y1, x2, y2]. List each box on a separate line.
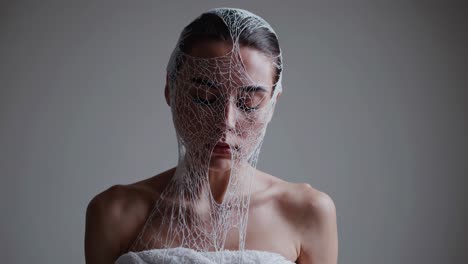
[165, 73, 171, 106]
[275, 91, 282, 102]
[266, 91, 282, 124]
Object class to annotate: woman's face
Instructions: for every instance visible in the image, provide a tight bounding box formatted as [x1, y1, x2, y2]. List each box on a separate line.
[168, 40, 278, 171]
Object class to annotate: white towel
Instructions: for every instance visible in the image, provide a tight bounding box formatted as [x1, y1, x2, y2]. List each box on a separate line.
[115, 247, 295, 264]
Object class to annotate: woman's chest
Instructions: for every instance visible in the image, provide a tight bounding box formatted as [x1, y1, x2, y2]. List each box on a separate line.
[222, 202, 300, 262]
[130, 189, 300, 262]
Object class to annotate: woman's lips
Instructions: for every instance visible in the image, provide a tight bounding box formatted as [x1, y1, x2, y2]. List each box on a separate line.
[212, 142, 232, 155]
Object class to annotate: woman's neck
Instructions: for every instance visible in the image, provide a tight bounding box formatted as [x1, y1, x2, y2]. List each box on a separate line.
[207, 162, 255, 204]
[208, 168, 232, 204]
[173, 158, 255, 206]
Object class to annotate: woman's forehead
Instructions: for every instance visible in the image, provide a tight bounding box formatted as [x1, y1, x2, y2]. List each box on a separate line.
[188, 39, 233, 58]
[180, 41, 275, 90]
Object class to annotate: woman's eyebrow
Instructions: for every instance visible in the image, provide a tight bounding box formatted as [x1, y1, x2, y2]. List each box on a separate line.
[191, 78, 269, 93]
[191, 77, 220, 89]
[240, 85, 269, 93]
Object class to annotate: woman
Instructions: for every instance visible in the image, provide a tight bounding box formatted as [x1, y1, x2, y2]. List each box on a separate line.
[85, 8, 338, 264]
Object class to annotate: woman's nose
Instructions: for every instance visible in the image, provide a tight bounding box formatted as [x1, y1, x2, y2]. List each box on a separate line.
[218, 99, 237, 131]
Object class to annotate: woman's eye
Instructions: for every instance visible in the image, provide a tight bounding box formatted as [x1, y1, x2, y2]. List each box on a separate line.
[236, 97, 258, 112]
[192, 96, 216, 105]
[236, 91, 267, 112]
[191, 91, 218, 106]
[188, 80, 220, 106]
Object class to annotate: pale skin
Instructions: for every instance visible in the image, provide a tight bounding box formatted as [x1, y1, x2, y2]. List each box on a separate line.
[85, 41, 338, 264]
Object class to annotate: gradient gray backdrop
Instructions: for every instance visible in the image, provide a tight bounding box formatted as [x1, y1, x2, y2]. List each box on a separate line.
[1, 1, 467, 263]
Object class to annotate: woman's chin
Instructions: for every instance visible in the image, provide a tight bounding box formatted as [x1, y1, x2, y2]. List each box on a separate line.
[209, 155, 232, 171]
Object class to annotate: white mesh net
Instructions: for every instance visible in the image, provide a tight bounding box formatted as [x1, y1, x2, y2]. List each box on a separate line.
[130, 8, 283, 263]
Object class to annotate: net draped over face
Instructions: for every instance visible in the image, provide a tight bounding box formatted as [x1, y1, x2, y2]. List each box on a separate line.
[130, 8, 283, 263]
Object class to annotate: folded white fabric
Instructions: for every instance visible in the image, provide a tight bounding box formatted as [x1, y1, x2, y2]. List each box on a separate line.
[115, 247, 295, 264]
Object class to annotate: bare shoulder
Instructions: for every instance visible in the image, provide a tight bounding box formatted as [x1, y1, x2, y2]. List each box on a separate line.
[84, 168, 175, 263]
[86, 182, 153, 230]
[256, 170, 336, 221]
[286, 182, 336, 219]
[288, 183, 337, 264]
[256, 171, 338, 263]
[280, 182, 338, 264]
[84, 184, 152, 263]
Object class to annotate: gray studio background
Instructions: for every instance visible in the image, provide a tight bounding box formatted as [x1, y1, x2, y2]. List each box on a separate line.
[1, 1, 466, 263]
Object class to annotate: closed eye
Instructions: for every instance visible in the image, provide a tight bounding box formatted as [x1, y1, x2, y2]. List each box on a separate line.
[236, 98, 259, 112]
[237, 85, 270, 112]
[189, 77, 221, 106]
[193, 96, 216, 105]
[191, 77, 220, 90]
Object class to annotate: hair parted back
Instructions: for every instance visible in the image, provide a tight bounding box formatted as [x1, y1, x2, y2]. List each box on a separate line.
[167, 8, 283, 93]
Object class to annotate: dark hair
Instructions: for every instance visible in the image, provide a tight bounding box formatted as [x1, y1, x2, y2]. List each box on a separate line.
[177, 12, 282, 87]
